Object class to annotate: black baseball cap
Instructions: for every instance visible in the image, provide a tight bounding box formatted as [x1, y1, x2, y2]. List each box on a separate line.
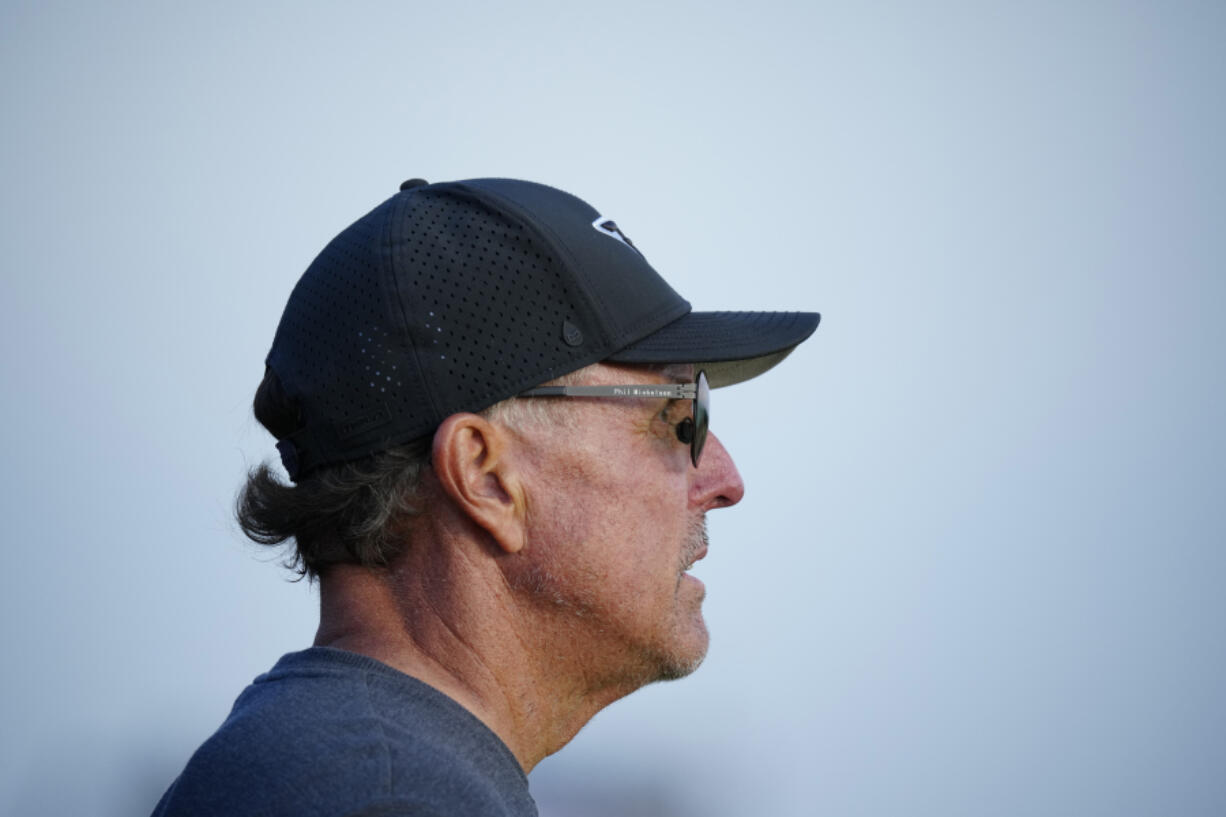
[266, 177, 820, 479]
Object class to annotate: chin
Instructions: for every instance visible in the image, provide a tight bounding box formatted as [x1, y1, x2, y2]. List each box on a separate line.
[653, 620, 710, 682]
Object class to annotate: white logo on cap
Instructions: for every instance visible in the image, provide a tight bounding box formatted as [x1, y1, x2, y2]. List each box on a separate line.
[592, 216, 642, 256]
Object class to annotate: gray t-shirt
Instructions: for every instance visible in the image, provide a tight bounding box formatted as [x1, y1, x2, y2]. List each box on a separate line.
[152, 647, 538, 817]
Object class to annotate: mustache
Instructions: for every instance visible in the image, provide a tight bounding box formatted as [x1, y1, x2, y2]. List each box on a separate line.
[681, 516, 708, 570]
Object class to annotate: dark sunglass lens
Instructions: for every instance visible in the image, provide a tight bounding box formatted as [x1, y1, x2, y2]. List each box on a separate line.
[675, 417, 695, 445]
[692, 370, 710, 467]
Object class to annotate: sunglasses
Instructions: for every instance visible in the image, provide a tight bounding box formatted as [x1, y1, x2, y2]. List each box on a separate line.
[518, 369, 710, 467]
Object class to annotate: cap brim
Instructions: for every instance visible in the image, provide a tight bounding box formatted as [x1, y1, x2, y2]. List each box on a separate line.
[607, 311, 820, 388]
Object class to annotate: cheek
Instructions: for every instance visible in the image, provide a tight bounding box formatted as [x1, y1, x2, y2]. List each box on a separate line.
[522, 478, 677, 609]
[517, 422, 692, 588]
[516, 456, 610, 589]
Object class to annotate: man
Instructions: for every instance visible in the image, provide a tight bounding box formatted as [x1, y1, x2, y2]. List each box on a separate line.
[152, 177, 819, 816]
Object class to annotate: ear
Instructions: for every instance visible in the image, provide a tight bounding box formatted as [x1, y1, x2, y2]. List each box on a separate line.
[431, 413, 526, 554]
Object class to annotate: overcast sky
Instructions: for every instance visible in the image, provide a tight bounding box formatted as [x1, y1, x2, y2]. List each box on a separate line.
[2, 2, 1224, 816]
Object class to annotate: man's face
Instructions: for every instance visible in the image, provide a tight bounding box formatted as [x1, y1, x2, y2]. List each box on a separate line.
[505, 363, 745, 689]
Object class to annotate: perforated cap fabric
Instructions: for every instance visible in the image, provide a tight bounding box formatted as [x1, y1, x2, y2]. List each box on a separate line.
[265, 178, 820, 479]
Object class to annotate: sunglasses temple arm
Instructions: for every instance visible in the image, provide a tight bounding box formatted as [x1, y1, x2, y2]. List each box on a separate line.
[519, 384, 697, 399]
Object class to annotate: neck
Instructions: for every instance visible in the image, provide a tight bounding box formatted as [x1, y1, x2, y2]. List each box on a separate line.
[312, 523, 642, 772]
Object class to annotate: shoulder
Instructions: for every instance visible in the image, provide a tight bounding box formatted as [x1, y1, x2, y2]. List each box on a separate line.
[152, 648, 536, 817]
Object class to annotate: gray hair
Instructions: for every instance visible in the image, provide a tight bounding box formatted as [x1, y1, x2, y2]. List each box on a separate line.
[236, 365, 596, 579]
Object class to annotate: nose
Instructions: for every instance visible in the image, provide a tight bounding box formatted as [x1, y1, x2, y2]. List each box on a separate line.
[692, 431, 745, 510]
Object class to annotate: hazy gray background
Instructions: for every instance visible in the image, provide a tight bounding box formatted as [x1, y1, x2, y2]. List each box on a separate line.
[2, 2, 1223, 815]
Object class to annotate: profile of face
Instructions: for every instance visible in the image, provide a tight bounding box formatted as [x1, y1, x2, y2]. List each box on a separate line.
[503, 363, 745, 689]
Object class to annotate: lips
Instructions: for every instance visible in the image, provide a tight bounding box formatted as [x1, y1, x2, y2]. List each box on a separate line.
[683, 546, 707, 572]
